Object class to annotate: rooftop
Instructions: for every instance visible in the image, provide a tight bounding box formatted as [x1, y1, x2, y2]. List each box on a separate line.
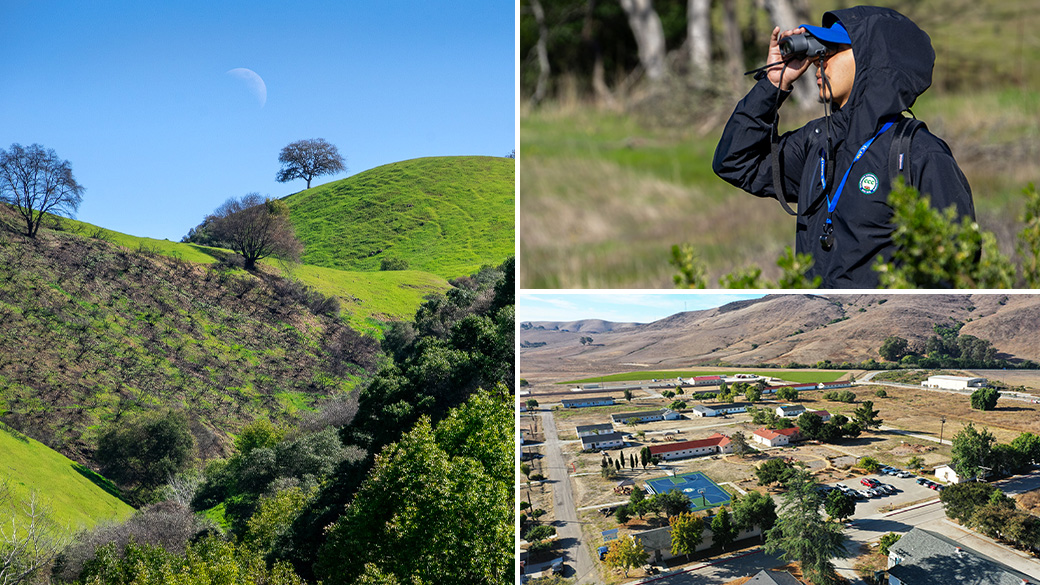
[887, 527, 1037, 585]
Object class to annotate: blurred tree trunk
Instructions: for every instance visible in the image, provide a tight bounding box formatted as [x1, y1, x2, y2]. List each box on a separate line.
[619, 0, 667, 83]
[687, 0, 711, 84]
[530, 0, 551, 106]
[760, 0, 816, 109]
[584, 0, 618, 107]
[721, 0, 745, 93]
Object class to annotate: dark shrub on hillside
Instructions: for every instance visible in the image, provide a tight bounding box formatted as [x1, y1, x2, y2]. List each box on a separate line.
[96, 410, 195, 504]
[53, 501, 209, 582]
[379, 257, 409, 271]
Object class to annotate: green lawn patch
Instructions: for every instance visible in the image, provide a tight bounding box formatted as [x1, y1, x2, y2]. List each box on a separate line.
[0, 424, 134, 532]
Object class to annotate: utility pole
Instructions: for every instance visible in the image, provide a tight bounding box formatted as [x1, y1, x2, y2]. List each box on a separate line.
[939, 416, 947, 445]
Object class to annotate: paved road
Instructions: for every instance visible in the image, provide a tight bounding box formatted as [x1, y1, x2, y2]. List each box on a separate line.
[535, 410, 597, 583]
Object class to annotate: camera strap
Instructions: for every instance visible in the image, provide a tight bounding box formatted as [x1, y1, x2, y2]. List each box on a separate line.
[769, 61, 798, 217]
[888, 114, 925, 189]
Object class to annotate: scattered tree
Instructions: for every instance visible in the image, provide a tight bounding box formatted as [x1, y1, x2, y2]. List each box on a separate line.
[756, 458, 791, 487]
[729, 431, 752, 458]
[655, 490, 692, 518]
[796, 412, 824, 441]
[906, 455, 924, 470]
[825, 489, 856, 522]
[764, 468, 846, 585]
[859, 457, 881, 474]
[669, 400, 687, 411]
[731, 490, 777, 533]
[275, 138, 346, 189]
[710, 506, 738, 550]
[951, 423, 996, 480]
[615, 505, 632, 525]
[207, 193, 303, 270]
[623, 388, 633, 402]
[1011, 432, 1040, 465]
[970, 386, 1000, 411]
[776, 387, 799, 401]
[379, 257, 409, 271]
[0, 143, 85, 238]
[852, 400, 882, 430]
[669, 511, 704, 561]
[525, 399, 539, 409]
[878, 532, 901, 556]
[745, 386, 762, 403]
[603, 536, 648, 578]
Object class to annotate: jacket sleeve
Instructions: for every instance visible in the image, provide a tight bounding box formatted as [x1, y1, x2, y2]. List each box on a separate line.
[712, 77, 811, 204]
[912, 133, 976, 222]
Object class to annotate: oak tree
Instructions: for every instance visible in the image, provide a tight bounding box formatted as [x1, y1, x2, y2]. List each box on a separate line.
[276, 138, 345, 189]
[0, 143, 84, 238]
[208, 193, 303, 270]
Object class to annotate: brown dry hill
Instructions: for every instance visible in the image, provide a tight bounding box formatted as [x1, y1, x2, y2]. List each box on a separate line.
[519, 294, 1040, 374]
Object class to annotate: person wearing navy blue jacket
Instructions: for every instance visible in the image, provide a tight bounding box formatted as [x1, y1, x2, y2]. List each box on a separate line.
[712, 6, 975, 288]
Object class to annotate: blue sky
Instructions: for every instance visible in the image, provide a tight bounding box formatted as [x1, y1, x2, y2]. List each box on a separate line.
[1, 1, 514, 241]
[517, 292, 766, 324]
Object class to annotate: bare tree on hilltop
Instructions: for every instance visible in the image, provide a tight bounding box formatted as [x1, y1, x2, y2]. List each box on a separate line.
[276, 138, 346, 189]
[208, 193, 303, 270]
[0, 143, 85, 238]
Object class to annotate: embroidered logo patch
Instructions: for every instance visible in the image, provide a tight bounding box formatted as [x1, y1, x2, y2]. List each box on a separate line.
[859, 173, 879, 194]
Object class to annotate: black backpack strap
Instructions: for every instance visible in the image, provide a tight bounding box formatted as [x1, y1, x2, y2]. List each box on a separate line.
[888, 115, 926, 189]
[771, 131, 798, 216]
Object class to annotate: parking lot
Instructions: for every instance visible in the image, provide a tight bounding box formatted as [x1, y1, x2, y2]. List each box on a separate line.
[823, 470, 942, 517]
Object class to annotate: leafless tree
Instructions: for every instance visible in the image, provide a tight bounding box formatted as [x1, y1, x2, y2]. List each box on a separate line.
[618, 0, 667, 82]
[275, 138, 346, 189]
[0, 144, 84, 238]
[529, 0, 551, 106]
[688, 0, 712, 82]
[0, 482, 69, 585]
[208, 193, 303, 270]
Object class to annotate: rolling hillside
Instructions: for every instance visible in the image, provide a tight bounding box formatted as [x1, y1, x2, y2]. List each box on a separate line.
[47, 216, 449, 329]
[519, 294, 1040, 373]
[1, 424, 133, 531]
[283, 156, 515, 278]
[0, 227, 380, 465]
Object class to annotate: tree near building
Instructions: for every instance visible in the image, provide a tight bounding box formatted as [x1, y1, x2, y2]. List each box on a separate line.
[669, 511, 704, 561]
[796, 412, 824, 440]
[654, 490, 692, 517]
[776, 387, 799, 401]
[729, 431, 752, 458]
[745, 386, 762, 403]
[275, 138, 345, 189]
[764, 468, 846, 585]
[208, 193, 303, 270]
[0, 143, 85, 238]
[1011, 432, 1040, 465]
[604, 536, 648, 578]
[756, 458, 791, 487]
[731, 490, 777, 534]
[951, 423, 997, 480]
[710, 506, 737, 550]
[878, 532, 901, 556]
[970, 386, 1000, 411]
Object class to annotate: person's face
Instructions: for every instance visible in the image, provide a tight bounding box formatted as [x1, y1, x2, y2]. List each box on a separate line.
[816, 46, 855, 108]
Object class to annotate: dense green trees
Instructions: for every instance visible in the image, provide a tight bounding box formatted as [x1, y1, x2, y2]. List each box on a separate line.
[670, 511, 704, 560]
[731, 490, 777, 533]
[315, 391, 512, 584]
[951, 423, 996, 480]
[879, 336, 909, 361]
[825, 490, 856, 522]
[710, 507, 737, 550]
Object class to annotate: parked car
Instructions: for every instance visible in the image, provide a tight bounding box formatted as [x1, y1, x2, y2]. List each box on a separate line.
[853, 490, 868, 500]
[861, 478, 880, 487]
[897, 471, 913, 478]
[916, 477, 928, 485]
[598, 546, 609, 561]
[864, 488, 878, 497]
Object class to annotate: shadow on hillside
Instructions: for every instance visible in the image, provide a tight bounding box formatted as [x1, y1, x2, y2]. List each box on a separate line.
[72, 463, 133, 506]
[0, 421, 31, 443]
[186, 245, 233, 263]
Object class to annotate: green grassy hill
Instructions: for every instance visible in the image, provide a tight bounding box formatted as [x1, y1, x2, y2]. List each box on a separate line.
[284, 156, 515, 278]
[1, 424, 133, 531]
[51, 216, 449, 329]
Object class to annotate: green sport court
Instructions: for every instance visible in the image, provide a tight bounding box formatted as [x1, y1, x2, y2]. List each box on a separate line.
[644, 471, 732, 512]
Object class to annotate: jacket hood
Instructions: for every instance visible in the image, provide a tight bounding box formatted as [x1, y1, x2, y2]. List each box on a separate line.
[823, 6, 934, 142]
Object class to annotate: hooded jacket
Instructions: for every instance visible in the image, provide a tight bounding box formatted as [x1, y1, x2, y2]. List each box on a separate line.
[712, 6, 975, 288]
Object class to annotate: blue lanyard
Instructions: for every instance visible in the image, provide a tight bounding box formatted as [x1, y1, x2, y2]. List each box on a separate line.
[819, 119, 896, 221]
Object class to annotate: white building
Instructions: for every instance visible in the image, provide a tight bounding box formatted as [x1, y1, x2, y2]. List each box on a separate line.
[610, 408, 681, 424]
[921, 375, 987, 390]
[933, 464, 963, 484]
[776, 404, 806, 418]
[647, 433, 733, 460]
[561, 396, 615, 408]
[575, 423, 615, 437]
[580, 431, 625, 451]
[752, 427, 802, 447]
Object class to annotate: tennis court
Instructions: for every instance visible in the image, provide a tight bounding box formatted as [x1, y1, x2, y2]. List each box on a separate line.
[644, 471, 731, 512]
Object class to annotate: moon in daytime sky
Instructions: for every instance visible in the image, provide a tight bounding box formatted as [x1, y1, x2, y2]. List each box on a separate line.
[226, 67, 267, 108]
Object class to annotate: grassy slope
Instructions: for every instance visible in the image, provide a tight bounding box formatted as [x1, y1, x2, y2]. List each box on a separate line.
[284, 156, 515, 279]
[51, 217, 449, 327]
[1, 425, 133, 531]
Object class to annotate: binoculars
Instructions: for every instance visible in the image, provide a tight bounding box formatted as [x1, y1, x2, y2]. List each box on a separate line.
[779, 33, 830, 60]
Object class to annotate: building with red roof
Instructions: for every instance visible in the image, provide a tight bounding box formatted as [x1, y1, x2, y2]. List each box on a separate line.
[751, 427, 803, 448]
[647, 432, 733, 461]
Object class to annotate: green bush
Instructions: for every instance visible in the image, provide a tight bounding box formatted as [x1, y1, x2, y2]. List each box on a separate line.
[379, 257, 409, 271]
